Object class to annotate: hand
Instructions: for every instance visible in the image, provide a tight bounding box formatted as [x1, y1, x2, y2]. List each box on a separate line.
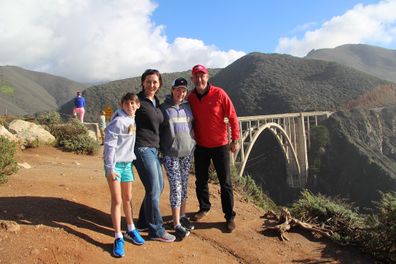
[108, 170, 120, 181]
[229, 140, 240, 153]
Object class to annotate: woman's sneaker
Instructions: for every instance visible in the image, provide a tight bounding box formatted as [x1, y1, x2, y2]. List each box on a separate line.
[180, 216, 195, 230]
[113, 238, 125, 257]
[174, 225, 190, 240]
[125, 229, 145, 245]
[150, 232, 176, 243]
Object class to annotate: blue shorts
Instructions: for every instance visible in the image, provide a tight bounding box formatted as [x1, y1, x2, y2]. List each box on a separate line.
[104, 162, 134, 182]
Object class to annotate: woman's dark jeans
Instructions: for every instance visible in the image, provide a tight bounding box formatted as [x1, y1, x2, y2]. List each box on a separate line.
[134, 147, 165, 238]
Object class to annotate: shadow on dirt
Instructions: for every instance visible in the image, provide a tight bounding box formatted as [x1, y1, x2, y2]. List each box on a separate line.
[0, 196, 113, 253]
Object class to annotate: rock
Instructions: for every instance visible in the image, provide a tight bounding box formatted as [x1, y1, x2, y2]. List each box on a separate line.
[87, 130, 97, 141]
[0, 125, 17, 142]
[0, 221, 20, 232]
[17, 162, 31, 169]
[9, 119, 55, 146]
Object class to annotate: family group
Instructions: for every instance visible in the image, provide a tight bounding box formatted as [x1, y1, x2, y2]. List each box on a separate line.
[102, 64, 240, 257]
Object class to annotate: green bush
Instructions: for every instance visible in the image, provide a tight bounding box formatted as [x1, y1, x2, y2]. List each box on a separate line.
[0, 136, 18, 183]
[207, 162, 276, 211]
[235, 174, 277, 211]
[51, 119, 99, 155]
[361, 192, 396, 263]
[291, 189, 364, 244]
[308, 125, 330, 177]
[23, 137, 39, 149]
[36, 111, 62, 128]
[35, 111, 62, 137]
[291, 190, 396, 263]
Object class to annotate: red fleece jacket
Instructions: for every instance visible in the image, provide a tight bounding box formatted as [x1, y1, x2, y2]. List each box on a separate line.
[188, 84, 240, 148]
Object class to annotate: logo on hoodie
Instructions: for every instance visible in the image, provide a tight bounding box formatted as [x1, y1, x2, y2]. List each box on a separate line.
[128, 124, 136, 135]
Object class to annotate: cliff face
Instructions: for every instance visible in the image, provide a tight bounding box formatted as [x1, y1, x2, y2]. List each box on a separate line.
[314, 106, 396, 209]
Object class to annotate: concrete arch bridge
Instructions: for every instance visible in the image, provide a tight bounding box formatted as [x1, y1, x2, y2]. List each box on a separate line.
[232, 111, 332, 188]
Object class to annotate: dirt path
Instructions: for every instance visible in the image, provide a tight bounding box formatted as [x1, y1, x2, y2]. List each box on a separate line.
[0, 146, 373, 264]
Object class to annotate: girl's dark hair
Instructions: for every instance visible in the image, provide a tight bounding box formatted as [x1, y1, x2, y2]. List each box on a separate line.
[120, 92, 139, 104]
[141, 69, 163, 90]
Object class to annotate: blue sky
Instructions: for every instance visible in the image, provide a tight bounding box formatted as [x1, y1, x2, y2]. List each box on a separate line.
[153, 0, 383, 53]
[0, 0, 395, 82]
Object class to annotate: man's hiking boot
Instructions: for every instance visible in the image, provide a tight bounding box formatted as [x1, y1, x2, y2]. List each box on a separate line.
[226, 219, 236, 233]
[193, 210, 209, 221]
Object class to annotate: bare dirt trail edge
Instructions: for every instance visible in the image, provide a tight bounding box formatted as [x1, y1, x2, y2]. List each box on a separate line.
[0, 146, 373, 264]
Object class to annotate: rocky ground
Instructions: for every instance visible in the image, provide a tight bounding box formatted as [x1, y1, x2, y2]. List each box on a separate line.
[0, 146, 374, 263]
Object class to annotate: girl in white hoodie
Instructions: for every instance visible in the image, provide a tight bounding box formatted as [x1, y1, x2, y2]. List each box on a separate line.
[103, 93, 144, 258]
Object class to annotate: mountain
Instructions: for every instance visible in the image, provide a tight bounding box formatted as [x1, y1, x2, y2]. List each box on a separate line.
[59, 69, 221, 122]
[210, 52, 395, 116]
[305, 44, 396, 84]
[314, 106, 396, 209]
[0, 66, 88, 116]
[208, 52, 396, 208]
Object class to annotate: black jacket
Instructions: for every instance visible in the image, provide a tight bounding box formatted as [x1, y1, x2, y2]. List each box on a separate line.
[135, 91, 164, 148]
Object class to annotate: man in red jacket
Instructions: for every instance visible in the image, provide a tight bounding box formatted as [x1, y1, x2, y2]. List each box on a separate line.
[188, 64, 240, 232]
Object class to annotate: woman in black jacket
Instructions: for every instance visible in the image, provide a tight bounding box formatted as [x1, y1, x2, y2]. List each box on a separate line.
[134, 69, 176, 242]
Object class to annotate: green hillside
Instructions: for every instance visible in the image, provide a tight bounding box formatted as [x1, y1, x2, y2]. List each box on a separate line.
[210, 52, 394, 116]
[305, 44, 396, 84]
[313, 106, 396, 208]
[0, 66, 88, 116]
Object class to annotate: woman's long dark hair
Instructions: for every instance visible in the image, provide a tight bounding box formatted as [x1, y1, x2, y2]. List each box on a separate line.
[140, 69, 163, 91]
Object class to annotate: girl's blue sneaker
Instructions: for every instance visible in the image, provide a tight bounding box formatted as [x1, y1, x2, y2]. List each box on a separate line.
[113, 238, 125, 257]
[125, 229, 145, 245]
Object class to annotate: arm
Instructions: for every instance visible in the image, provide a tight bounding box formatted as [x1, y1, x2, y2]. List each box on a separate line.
[221, 91, 240, 153]
[103, 118, 121, 179]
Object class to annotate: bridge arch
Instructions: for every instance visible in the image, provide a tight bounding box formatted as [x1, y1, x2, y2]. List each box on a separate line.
[238, 122, 300, 186]
[233, 111, 332, 188]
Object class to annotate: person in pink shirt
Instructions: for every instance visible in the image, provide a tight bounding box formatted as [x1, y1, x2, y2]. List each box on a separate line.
[73, 91, 86, 122]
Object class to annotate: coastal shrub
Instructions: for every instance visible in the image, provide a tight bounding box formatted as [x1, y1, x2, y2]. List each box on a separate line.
[0, 136, 18, 183]
[360, 192, 396, 263]
[235, 173, 277, 211]
[291, 190, 396, 263]
[36, 111, 62, 131]
[51, 119, 99, 155]
[208, 162, 276, 211]
[291, 189, 364, 244]
[308, 125, 330, 177]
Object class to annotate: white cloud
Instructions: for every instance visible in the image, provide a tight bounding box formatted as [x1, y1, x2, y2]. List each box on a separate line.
[276, 0, 396, 57]
[0, 0, 245, 82]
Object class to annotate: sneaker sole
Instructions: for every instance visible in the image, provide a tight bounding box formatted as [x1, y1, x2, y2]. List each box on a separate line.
[112, 251, 124, 258]
[124, 233, 145, 245]
[177, 231, 190, 240]
[150, 237, 176, 243]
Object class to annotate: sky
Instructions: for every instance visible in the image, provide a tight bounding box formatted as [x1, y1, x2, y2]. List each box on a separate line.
[1, 0, 396, 83]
